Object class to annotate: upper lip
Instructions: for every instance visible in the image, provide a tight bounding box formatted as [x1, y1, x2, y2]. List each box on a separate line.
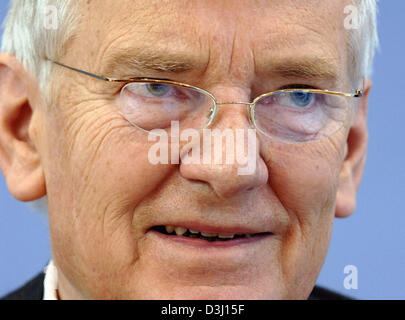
[148, 222, 271, 235]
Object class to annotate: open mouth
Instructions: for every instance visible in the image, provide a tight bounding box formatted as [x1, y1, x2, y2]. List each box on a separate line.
[150, 225, 271, 242]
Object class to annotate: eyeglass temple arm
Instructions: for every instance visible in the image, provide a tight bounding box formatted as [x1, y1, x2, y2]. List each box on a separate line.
[49, 59, 119, 82]
[354, 78, 366, 97]
[48, 59, 172, 83]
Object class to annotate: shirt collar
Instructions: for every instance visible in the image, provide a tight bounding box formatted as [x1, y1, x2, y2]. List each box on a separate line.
[43, 260, 58, 300]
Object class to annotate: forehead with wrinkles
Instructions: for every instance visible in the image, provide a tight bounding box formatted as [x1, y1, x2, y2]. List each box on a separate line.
[64, 0, 349, 87]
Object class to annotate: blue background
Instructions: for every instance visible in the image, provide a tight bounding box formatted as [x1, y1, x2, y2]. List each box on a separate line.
[0, 1, 404, 299]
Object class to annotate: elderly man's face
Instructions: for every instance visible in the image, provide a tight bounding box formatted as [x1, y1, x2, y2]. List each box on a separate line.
[0, 0, 369, 299]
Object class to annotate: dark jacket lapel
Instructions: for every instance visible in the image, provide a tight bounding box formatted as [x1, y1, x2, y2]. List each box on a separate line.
[1, 272, 45, 300]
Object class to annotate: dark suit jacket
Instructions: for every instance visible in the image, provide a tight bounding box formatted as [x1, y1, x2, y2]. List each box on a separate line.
[1, 272, 351, 300]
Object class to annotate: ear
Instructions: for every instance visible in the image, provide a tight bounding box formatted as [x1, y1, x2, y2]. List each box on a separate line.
[0, 53, 46, 201]
[335, 79, 371, 218]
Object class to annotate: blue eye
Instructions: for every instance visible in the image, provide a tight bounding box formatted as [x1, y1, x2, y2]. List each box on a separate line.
[146, 83, 171, 97]
[290, 91, 314, 108]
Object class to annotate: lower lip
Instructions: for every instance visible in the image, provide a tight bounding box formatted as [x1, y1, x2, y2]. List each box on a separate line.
[148, 230, 272, 249]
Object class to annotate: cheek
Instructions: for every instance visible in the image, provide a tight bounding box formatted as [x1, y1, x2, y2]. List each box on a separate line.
[44, 109, 175, 296]
[47, 105, 170, 218]
[261, 136, 345, 296]
[265, 138, 344, 217]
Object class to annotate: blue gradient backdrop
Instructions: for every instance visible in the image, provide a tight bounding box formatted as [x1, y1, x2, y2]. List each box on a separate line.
[0, 1, 404, 299]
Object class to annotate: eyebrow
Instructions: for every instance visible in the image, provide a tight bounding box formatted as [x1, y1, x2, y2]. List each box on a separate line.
[102, 48, 198, 77]
[266, 57, 339, 82]
[102, 48, 339, 83]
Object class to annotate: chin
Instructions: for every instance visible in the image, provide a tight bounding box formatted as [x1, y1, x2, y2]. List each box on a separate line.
[129, 282, 285, 300]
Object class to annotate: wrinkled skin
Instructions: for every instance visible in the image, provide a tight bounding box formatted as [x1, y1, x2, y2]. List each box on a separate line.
[0, 0, 369, 299]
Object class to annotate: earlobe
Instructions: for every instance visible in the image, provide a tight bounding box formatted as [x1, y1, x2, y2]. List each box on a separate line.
[335, 79, 371, 218]
[0, 53, 46, 201]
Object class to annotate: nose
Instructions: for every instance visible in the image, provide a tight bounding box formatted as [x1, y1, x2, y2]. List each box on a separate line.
[179, 87, 269, 199]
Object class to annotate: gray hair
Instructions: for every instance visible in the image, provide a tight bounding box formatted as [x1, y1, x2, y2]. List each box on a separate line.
[1, 0, 77, 93]
[1, 0, 379, 215]
[351, 0, 380, 85]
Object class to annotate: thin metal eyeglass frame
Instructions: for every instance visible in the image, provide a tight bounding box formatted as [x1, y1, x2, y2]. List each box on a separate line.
[48, 59, 364, 137]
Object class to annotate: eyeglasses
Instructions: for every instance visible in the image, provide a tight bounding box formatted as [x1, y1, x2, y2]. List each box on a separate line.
[48, 59, 364, 143]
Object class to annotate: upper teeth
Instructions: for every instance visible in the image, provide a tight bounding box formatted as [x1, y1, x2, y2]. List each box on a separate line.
[165, 226, 235, 239]
[174, 226, 187, 235]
